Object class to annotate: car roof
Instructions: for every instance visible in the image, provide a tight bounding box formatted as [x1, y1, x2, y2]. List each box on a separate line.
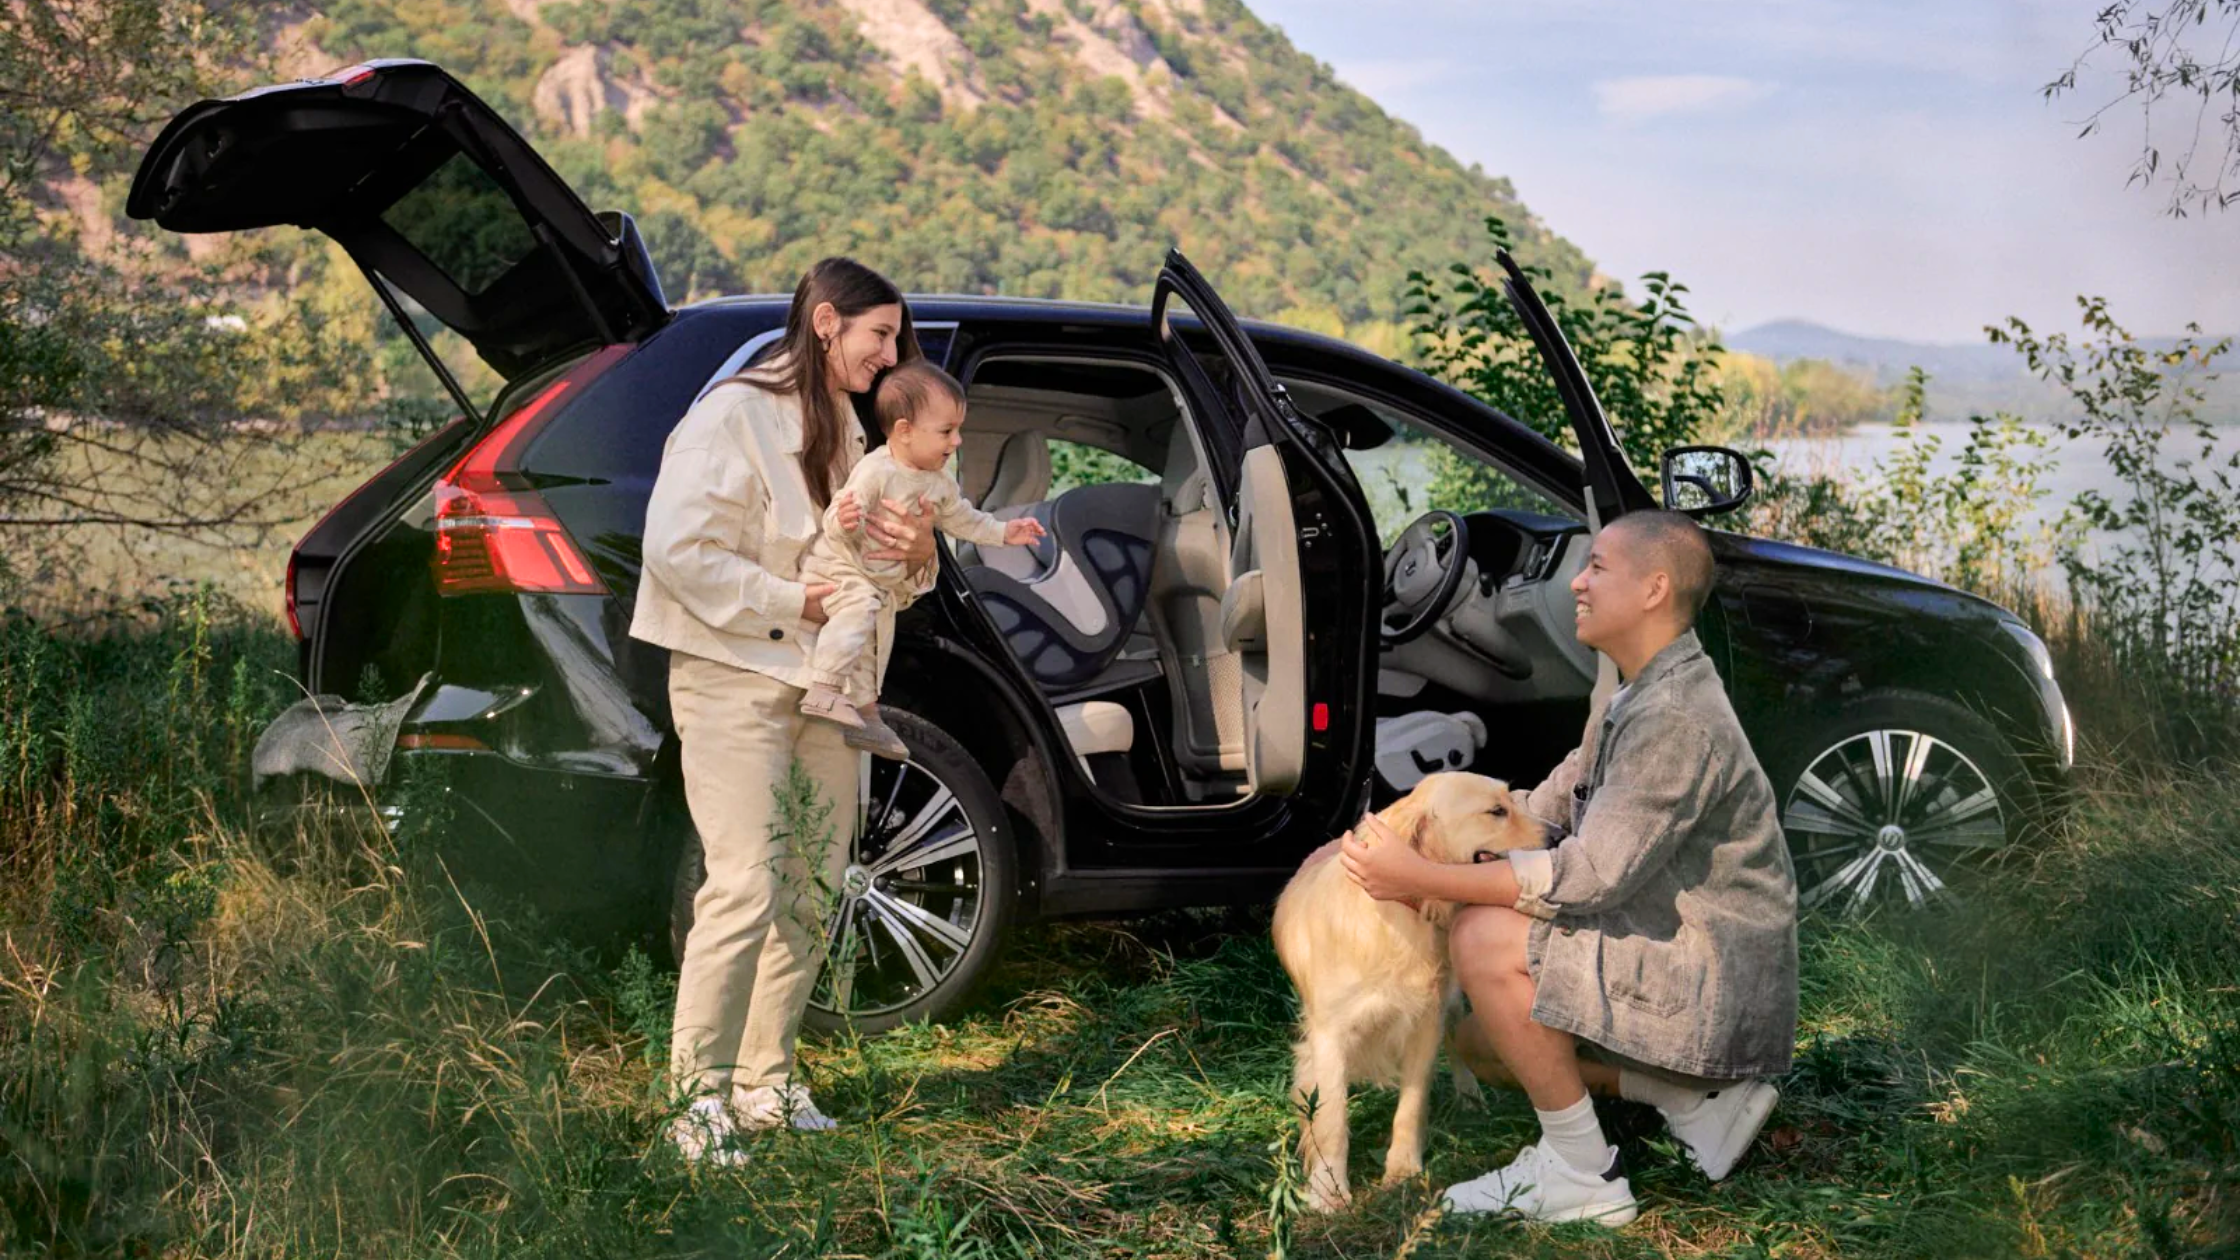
[684, 293, 1384, 364]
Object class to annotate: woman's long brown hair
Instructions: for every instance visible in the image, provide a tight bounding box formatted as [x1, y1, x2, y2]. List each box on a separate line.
[732, 257, 920, 508]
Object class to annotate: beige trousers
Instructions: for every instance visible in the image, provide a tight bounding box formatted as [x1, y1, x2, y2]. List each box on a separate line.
[805, 579, 885, 704]
[667, 652, 857, 1099]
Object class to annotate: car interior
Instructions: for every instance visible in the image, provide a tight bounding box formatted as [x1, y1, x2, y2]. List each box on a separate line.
[946, 355, 1601, 809]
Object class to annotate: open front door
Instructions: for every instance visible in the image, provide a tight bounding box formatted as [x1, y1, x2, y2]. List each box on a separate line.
[1151, 250, 1377, 799]
[1494, 250, 1659, 724]
[1493, 251, 1658, 527]
[129, 60, 668, 415]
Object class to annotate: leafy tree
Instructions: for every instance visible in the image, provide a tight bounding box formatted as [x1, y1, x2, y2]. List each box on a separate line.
[2046, 0, 2240, 214]
[1999, 299, 2239, 747]
[1403, 215, 1726, 515]
[1, 1, 384, 598]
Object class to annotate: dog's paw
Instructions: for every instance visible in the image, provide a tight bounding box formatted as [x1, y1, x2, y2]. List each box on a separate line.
[1306, 1184, 1352, 1213]
[1379, 1161, 1423, 1187]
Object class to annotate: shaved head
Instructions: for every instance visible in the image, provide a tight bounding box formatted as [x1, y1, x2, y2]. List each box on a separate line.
[1608, 510, 1716, 624]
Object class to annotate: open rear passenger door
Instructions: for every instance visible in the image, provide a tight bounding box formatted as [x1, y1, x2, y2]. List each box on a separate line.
[1151, 250, 1378, 799]
[128, 59, 669, 418]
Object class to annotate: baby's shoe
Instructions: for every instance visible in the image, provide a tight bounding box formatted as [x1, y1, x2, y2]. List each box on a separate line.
[800, 685, 866, 730]
[846, 707, 911, 761]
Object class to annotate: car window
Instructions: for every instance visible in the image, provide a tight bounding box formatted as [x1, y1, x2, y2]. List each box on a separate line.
[1361, 421, 1573, 538]
[381, 152, 538, 296]
[521, 307, 774, 483]
[1279, 378, 1574, 544]
[1048, 439, 1158, 497]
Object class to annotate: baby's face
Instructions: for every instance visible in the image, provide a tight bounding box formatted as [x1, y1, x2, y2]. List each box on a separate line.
[890, 396, 966, 472]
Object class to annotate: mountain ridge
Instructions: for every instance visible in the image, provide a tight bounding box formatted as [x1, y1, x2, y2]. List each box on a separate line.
[237, 0, 1598, 336]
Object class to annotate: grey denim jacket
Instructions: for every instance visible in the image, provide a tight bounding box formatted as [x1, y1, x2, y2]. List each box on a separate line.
[1511, 631, 1799, 1081]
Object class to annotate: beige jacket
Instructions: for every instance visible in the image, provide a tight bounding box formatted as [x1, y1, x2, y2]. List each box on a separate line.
[629, 379, 935, 689]
[804, 446, 1010, 590]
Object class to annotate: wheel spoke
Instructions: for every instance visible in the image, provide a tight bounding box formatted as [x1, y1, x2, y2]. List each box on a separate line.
[1847, 848, 1886, 912]
[1915, 783, 1999, 832]
[1866, 730, 1897, 820]
[882, 878, 965, 895]
[1794, 769, 1882, 834]
[879, 783, 959, 861]
[866, 898, 941, 993]
[1801, 848, 1878, 910]
[1909, 813, 2006, 850]
[869, 823, 978, 877]
[1893, 848, 1952, 907]
[1893, 732, 1934, 822]
[1784, 797, 1876, 839]
[874, 761, 907, 834]
[866, 887, 973, 951]
[825, 898, 861, 1013]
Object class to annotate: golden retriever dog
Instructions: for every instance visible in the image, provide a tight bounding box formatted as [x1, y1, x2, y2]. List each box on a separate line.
[1271, 772, 1550, 1211]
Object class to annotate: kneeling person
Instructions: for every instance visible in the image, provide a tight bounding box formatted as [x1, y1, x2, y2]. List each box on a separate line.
[798, 362, 1045, 757]
[1340, 510, 1797, 1226]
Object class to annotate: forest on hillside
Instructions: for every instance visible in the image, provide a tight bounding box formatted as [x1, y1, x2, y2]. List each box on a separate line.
[279, 0, 1596, 332]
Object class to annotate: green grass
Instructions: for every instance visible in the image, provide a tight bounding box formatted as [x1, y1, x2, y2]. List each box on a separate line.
[2, 595, 2236, 1258]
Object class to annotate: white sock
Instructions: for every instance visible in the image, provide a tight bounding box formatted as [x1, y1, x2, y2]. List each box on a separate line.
[1534, 1093, 1613, 1176]
[1619, 1067, 1709, 1117]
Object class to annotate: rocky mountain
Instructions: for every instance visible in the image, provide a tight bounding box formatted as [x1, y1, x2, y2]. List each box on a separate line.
[257, 0, 1593, 333]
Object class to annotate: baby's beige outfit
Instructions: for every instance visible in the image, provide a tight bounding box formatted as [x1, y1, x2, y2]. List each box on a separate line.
[802, 445, 1010, 701]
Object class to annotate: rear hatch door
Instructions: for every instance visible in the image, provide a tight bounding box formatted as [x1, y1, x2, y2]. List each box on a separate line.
[127, 59, 667, 394]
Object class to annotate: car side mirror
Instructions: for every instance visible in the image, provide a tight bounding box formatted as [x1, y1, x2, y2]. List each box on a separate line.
[1659, 445, 1754, 516]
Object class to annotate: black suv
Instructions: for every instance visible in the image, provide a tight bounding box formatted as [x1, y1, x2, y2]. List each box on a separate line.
[132, 62, 2073, 1030]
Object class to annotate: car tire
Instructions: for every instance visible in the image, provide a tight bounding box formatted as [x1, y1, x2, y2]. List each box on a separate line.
[1771, 688, 2038, 915]
[667, 706, 1018, 1036]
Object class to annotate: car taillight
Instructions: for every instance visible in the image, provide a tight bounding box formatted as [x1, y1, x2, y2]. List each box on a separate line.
[285, 415, 474, 642]
[431, 346, 629, 597]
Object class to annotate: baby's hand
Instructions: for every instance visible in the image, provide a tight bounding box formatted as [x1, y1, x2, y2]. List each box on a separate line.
[1003, 517, 1047, 546]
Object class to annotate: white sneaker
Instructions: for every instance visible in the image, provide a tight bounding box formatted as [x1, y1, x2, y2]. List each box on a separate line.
[669, 1096, 749, 1166]
[1662, 1079, 1778, 1181]
[1440, 1139, 1639, 1226]
[734, 1083, 839, 1132]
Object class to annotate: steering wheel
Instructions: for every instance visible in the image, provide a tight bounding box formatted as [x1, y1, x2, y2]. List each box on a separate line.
[1381, 510, 1470, 645]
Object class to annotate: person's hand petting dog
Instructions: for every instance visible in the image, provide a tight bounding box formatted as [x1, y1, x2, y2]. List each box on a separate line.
[1339, 813, 1433, 902]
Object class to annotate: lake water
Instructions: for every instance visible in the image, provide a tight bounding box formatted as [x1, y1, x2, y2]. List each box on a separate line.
[1347, 422, 2240, 551]
[1759, 420, 2240, 537]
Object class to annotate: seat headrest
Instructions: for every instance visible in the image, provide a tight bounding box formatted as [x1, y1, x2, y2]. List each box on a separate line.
[985, 431, 1051, 511]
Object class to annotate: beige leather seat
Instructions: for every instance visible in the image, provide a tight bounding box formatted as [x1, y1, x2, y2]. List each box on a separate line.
[1144, 422, 1247, 794]
[978, 431, 1051, 514]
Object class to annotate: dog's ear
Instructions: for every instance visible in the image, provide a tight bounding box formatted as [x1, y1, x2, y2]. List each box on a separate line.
[1380, 790, 1433, 854]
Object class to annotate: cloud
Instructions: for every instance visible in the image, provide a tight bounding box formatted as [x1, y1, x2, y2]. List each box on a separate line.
[1593, 74, 1774, 123]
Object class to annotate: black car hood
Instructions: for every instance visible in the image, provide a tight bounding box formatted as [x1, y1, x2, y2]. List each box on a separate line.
[1713, 532, 1963, 595]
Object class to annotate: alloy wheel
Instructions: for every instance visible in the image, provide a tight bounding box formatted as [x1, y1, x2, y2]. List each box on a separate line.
[809, 753, 988, 1022]
[1783, 728, 2007, 912]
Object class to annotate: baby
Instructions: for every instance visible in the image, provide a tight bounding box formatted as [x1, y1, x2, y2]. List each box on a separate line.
[799, 361, 1045, 758]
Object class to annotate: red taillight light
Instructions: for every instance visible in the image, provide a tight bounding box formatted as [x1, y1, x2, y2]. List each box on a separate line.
[431, 346, 628, 597]
[284, 550, 304, 640]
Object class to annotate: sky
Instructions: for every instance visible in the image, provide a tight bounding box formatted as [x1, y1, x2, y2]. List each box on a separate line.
[1248, 0, 2240, 344]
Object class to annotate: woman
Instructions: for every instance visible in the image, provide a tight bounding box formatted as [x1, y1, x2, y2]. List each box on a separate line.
[630, 257, 937, 1163]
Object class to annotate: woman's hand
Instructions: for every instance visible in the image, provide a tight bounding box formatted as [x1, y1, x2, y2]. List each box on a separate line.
[800, 582, 839, 625]
[862, 494, 937, 565]
[833, 489, 863, 534]
[1339, 813, 1435, 902]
